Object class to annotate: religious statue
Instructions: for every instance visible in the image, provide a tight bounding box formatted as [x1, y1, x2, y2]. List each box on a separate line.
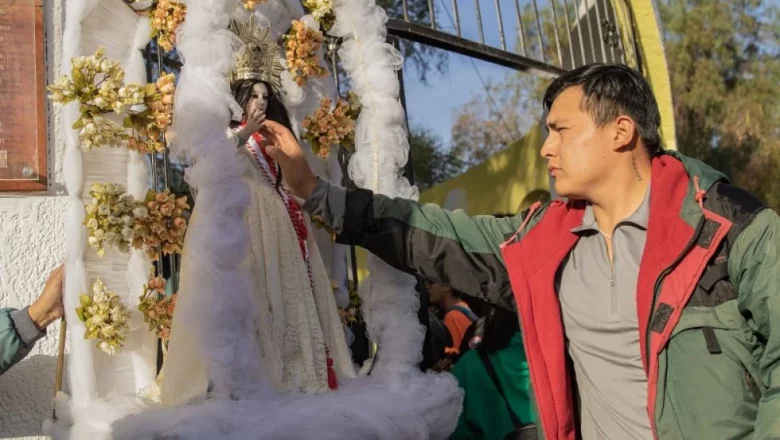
[159, 18, 354, 403]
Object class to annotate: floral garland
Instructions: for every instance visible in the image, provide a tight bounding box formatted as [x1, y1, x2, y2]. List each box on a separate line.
[125, 73, 176, 154]
[76, 279, 131, 355]
[132, 189, 190, 261]
[48, 48, 176, 154]
[85, 184, 189, 260]
[138, 273, 177, 341]
[150, 0, 186, 53]
[303, 0, 336, 31]
[284, 20, 328, 87]
[85, 183, 138, 257]
[302, 92, 359, 159]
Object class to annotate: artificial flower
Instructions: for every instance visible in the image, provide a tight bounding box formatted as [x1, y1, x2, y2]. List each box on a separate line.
[284, 20, 328, 87]
[76, 279, 131, 355]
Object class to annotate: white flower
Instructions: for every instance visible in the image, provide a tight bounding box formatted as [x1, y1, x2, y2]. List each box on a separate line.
[72, 57, 86, 69]
[86, 203, 98, 214]
[93, 229, 105, 239]
[85, 123, 97, 134]
[121, 215, 134, 227]
[133, 207, 149, 219]
[107, 215, 121, 225]
[98, 204, 111, 216]
[89, 314, 104, 326]
[87, 218, 98, 229]
[98, 341, 114, 355]
[121, 227, 134, 239]
[88, 236, 99, 247]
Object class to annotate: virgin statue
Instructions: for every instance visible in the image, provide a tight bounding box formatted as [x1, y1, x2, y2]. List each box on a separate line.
[160, 19, 354, 403]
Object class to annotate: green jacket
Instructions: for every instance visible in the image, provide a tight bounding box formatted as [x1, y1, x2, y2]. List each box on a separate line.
[0, 307, 46, 375]
[329, 151, 780, 439]
[451, 333, 535, 440]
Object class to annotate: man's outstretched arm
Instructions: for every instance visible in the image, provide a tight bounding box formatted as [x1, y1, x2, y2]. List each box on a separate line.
[261, 120, 524, 311]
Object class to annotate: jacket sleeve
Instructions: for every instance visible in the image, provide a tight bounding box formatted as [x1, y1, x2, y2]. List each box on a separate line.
[730, 208, 780, 438]
[333, 186, 525, 311]
[0, 307, 45, 375]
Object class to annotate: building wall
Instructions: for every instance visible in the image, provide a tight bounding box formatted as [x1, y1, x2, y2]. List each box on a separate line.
[0, 0, 68, 438]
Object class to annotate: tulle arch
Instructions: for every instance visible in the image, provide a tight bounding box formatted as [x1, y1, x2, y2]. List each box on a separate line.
[45, 0, 462, 438]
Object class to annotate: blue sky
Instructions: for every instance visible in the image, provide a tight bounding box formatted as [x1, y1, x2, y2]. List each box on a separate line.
[401, 0, 537, 148]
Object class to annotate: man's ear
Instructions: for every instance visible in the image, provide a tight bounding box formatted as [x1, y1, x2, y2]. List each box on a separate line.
[613, 115, 638, 152]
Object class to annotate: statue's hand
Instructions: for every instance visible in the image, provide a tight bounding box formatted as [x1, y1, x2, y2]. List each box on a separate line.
[260, 120, 317, 199]
[245, 108, 266, 134]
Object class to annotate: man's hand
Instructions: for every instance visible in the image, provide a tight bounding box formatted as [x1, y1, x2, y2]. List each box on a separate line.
[260, 119, 318, 199]
[28, 265, 65, 330]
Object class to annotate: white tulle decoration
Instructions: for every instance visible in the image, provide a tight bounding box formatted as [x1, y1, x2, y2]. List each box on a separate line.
[328, 0, 462, 435]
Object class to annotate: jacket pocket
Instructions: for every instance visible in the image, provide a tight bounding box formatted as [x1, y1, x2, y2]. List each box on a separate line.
[663, 326, 759, 439]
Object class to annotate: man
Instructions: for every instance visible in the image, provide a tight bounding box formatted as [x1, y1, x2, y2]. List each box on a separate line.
[1, 265, 64, 375]
[260, 64, 779, 439]
[426, 281, 477, 356]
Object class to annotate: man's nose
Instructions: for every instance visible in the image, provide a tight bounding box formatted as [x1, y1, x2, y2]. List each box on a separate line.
[540, 137, 554, 158]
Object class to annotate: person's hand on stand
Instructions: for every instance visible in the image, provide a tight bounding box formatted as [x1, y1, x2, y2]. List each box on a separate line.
[260, 120, 318, 200]
[28, 265, 65, 331]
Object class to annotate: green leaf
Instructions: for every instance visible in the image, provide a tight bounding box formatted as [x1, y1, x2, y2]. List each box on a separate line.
[79, 294, 92, 308]
[144, 83, 157, 96]
[123, 117, 134, 128]
[75, 307, 86, 322]
[72, 118, 85, 130]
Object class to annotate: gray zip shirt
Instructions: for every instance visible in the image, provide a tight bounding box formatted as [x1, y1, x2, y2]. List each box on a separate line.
[560, 188, 653, 439]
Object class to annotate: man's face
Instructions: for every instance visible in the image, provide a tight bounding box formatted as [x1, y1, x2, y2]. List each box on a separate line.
[425, 282, 450, 305]
[540, 86, 615, 199]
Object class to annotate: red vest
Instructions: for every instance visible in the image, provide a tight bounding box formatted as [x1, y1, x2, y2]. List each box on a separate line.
[499, 156, 732, 439]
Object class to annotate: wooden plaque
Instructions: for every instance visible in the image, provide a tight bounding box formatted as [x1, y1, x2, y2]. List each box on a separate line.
[0, 0, 47, 191]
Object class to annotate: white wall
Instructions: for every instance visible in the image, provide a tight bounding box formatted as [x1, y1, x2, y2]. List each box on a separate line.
[0, 0, 67, 437]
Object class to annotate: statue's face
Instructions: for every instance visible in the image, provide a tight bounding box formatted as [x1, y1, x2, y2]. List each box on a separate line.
[247, 82, 269, 116]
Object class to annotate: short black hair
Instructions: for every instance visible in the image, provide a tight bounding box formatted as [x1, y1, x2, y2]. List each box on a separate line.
[543, 63, 662, 154]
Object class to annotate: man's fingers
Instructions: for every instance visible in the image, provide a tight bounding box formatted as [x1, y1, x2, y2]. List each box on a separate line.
[260, 119, 286, 135]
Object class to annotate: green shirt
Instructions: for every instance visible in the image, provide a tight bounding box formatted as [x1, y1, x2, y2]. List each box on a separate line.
[450, 333, 535, 440]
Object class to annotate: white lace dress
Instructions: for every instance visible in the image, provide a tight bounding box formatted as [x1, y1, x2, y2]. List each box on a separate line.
[160, 130, 354, 403]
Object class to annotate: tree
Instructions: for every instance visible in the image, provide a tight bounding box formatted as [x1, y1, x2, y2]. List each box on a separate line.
[408, 125, 463, 190]
[447, 1, 566, 169]
[450, 72, 545, 169]
[660, 0, 780, 209]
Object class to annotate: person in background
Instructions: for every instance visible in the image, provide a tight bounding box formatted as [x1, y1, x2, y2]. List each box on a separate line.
[0, 265, 64, 375]
[450, 305, 535, 440]
[425, 281, 477, 358]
